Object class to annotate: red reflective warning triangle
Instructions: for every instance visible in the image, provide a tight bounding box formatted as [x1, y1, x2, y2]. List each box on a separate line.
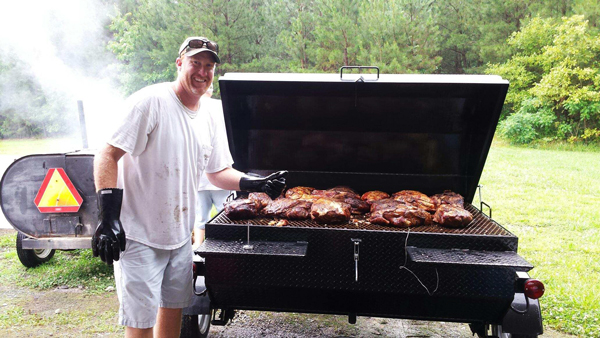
[34, 168, 83, 213]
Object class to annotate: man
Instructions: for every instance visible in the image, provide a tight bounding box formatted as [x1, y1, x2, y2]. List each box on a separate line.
[92, 36, 286, 337]
[193, 84, 232, 249]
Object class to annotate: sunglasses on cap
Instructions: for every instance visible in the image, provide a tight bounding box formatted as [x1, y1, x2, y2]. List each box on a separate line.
[180, 38, 219, 56]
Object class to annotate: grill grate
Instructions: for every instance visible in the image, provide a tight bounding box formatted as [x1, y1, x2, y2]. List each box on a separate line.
[209, 203, 512, 237]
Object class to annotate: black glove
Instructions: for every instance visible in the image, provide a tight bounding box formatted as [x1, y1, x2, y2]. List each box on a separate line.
[92, 188, 126, 265]
[239, 170, 287, 199]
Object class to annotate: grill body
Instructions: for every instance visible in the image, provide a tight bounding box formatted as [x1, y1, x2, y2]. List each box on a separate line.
[201, 205, 525, 323]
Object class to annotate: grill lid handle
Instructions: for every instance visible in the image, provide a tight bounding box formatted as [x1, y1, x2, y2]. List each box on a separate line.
[340, 66, 380, 82]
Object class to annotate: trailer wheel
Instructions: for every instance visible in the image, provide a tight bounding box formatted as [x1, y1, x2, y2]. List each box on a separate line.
[16, 232, 55, 268]
[180, 313, 211, 338]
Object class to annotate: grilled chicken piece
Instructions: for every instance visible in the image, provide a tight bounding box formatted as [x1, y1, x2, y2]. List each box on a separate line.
[262, 198, 312, 220]
[310, 198, 351, 224]
[361, 191, 390, 203]
[392, 190, 436, 213]
[224, 199, 260, 219]
[433, 204, 473, 228]
[285, 186, 315, 200]
[248, 192, 271, 210]
[431, 190, 465, 208]
[312, 189, 368, 214]
[369, 202, 432, 227]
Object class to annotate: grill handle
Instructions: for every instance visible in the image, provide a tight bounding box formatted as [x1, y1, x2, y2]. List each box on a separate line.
[351, 238, 362, 282]
[477, 184, 492, 218]
[340, 66, 380, 82]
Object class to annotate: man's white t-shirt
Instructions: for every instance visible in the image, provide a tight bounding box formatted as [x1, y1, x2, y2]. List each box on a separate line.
[108, 82, 233, 250]
[196, 97, 233, 191]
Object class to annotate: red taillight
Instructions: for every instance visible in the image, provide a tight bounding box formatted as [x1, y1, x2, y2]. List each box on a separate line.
[524, 279, 545, 299]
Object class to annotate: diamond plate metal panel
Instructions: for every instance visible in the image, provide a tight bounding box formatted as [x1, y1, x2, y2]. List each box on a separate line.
[407, 247, 533, 270]
[199, 239, 307, 257]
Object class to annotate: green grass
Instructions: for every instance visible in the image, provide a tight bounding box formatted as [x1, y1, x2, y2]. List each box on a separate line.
[480, 142, 600, 337]
[0, 233, 114, 292]
[0, 232, 14, 247]
[0, 137, 81, 156]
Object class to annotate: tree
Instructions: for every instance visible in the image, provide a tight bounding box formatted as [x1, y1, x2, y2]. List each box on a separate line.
[432, 0, 484, 73]
[573, 0, 600, 31]
[487, 15, 600, 143]
[275, 0, 318, 71]
[477, 0, 533, 66]
[108, 0, 189, 95]
[313, 0, 361, 71]
[358, 0, 441, 73]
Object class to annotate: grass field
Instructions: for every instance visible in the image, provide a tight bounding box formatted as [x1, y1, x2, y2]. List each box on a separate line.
[0, 137, 599, 336]
[479, 141, 600, 336]
[0, 137, 83, 156]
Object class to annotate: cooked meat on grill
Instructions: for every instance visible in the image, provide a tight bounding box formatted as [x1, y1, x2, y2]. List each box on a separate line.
[285, 186, 315, 200]
[369, 202, 432, 227]
[433, 204, 473, 228]
[431, 190, 465, 208]
[368, 199, 400, 225]
[392, 190, 436, 213]
[343, 197, 371, 214]
[310, 198, 351, 224]
[330, 186, 358, 194]
[268, 219, 289, 227]
[311, 188, 368, 214]
[262, 198, 313, 220]
[312, 189, 359, 199]
[248, 192, 271, 210]
[361, 190, 390, 203]
[369, 198, 402, 213]
[224, 199, 260, 219]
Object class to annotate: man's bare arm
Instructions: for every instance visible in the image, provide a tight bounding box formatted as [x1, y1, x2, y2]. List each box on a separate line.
[206, 167, 243, 191]
[94, 144, 126, 191]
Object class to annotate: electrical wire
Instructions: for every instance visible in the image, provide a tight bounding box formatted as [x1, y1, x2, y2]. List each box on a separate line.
[399, 228, 439, 296]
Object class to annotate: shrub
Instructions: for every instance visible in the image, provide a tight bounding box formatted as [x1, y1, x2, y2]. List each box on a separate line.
[499, 98, 555, 144]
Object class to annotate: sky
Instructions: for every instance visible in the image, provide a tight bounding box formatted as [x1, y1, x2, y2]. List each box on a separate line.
[0, 0, 125, 148]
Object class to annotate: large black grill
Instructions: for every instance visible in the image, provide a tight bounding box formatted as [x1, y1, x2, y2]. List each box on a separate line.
[198, 72, 539, 326]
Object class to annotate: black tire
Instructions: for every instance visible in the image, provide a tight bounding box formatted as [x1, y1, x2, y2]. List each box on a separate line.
[16, 232, 55, 268]
[180, 313, 211, 338]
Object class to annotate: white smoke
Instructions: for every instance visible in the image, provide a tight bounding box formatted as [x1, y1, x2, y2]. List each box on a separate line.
[0, 0, 125, 149]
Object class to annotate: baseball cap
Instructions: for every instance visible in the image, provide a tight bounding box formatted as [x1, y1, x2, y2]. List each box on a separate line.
[178, 37, 220, 63]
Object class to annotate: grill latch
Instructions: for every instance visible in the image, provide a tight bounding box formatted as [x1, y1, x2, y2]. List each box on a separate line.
[351, 238, 362, 281]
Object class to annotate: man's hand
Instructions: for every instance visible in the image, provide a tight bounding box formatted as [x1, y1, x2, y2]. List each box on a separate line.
[92, 188, 126, 265]
[239, 170, 287, 199]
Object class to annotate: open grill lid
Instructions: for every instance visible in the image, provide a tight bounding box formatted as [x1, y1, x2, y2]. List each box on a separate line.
[219, 72, 508, 204]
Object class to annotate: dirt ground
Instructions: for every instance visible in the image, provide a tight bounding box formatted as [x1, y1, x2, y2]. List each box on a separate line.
[0, 229, 576, 338]
[0, 284, 577, 338]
